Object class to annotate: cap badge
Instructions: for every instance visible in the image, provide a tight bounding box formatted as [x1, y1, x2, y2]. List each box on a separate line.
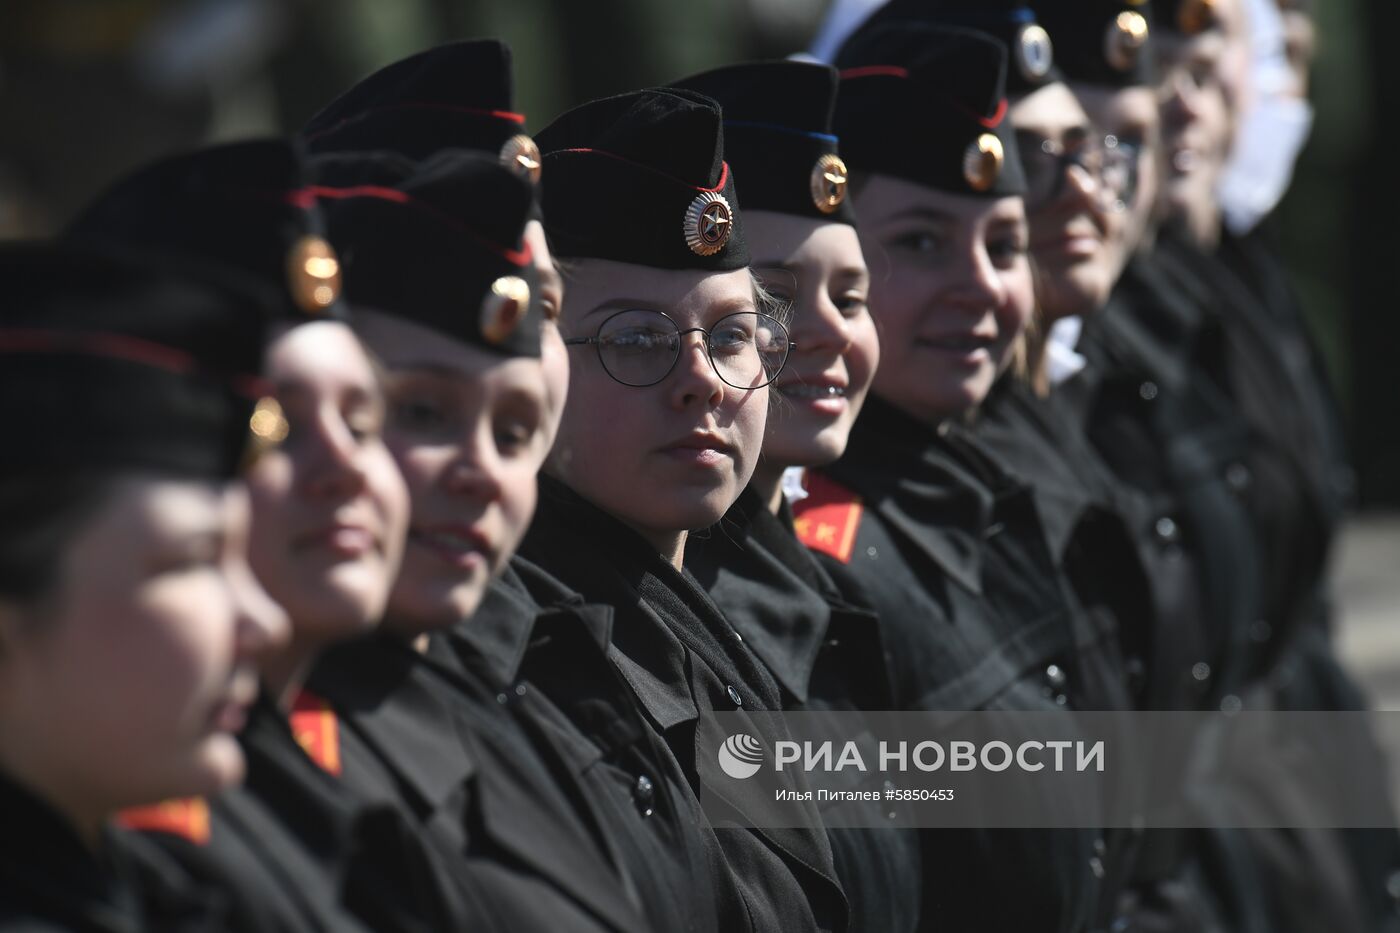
[287, 235, 341, 314]
[480, 275, 531, 345]
[963, 133, 1005, 193]
[500, 134, 543, 184]
[245, 396, 290, 467]
[1177, 0, 1218, 35]
[1105, 11, 1150, 71]
[683, 191, 733, 257]
[810, 153, 849, 214]
[1015, 23, 1055, 82]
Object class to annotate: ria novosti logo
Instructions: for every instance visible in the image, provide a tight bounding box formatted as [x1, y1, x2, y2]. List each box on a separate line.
[718, 733, 765, 779]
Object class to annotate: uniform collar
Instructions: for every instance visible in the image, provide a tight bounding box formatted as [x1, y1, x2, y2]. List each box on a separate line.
[825, 395, 993, 595]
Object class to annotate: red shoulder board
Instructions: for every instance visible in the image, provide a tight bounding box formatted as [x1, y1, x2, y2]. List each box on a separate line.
[791, 471, 864, 564]
[117, 797, 210, 845]
[291, 689, 342, 776]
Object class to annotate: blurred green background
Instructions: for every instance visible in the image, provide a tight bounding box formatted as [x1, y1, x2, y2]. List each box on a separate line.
[1, 0, 1395, 506]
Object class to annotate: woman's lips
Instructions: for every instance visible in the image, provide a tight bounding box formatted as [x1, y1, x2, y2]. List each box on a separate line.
[293, 522, 378, 559]
[916, 333, 996, 366]
[409, 525, 491, 570]
[659, 433, 734, 469]
[209, 673, 257, 734]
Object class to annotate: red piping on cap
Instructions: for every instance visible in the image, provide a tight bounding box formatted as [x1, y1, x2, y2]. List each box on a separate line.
[287, 186, 532, 266]
[980, 98, 1009, 129]
[301, 103, 526, 142]
[0, 329, 197, 374]
[839, 65, 910, 80]
[547, 150, 731, 193]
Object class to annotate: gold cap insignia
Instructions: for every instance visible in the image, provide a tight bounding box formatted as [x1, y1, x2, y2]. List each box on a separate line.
[1105, 11, 1150, 71]
[287, 235, 341, 314]
[245, 395, 290, 467]
[500, 134, 542, 184]
[963, 133, 1005, 193]
[1177, 0, 1218, 35]
[810, 153, 849, 214]
[683, 191, 733, 257]
[480, 275, 531, 345]
[1015, 23, 1055, 82]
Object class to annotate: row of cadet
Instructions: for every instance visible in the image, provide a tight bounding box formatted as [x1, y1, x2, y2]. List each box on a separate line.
[4, 0, 1394, 931]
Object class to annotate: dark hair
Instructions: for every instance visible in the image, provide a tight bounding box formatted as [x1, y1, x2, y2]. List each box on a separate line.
[0, 474, 113, 606]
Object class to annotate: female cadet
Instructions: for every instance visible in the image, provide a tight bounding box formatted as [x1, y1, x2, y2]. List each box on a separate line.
[668, 60, 923, 933]
[301, 41, 724, 933]
[0, 241, 286, 929]
[796, 22, 1116, 932]
[68, 140, 502, 933]
[516, 88, 850, 932]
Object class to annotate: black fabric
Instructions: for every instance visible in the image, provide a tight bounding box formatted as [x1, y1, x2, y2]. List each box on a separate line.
[0, 241, 266, 479]
[0, 771, 154, 932]
[308, 631, 651, 932]
[854, 0, 1064, 97]
[804, 396, 1110, 933]
[311, 148, 542, 357]
[1036, 0, 1156, 88]
[687, 487, 924, 933]
[302, 40, 523, 160]
[519, 476, 848, 933]
[536, 88, 750, 270]
[65, 139, 345, 322]
[834, 24, 1027, 198]
[670, 61, 857, 225]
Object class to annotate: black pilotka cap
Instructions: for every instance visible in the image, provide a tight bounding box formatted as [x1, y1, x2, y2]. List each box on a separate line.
[300, 39, 543, 187]
[311, 148, 542, 357]
[0, 241, 270, 478]
[835, 24, 1028, 198]
[670, 61, 856, 226]
[536, 88, 749, 271]
[853, 0, 1062, 97]
[1036, 0, 1155, 88]
[1151, 0, 1221, 36]
[65, 139, 347, 324]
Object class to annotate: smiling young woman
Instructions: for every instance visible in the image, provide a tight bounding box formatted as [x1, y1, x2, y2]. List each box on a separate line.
[0, 242, 287, 930]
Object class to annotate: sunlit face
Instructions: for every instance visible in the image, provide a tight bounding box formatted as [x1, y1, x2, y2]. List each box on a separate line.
[524, 220, 569, 447]
[0, 480, 287, 814]
[550, 262, 769, 539]
[1012, 82, 1116, 320]
[1075, 84, 1163, 274]
[354, 311, 551, 632]
[749, 211, 879, 471]
[1277, 1, 1316, 97]
[853, 173, 1034, 424]
[246, 321, 408, 647]
[1157, 27, 1235, 233]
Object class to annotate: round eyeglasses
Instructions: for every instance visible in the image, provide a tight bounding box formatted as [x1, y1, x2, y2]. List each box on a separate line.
[1016, 130, 1127, 211]
[563, 308, 793, 389]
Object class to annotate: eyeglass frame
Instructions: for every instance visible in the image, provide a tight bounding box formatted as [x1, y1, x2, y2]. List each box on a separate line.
[1015, 130, 1124, 210]
[562, 307, 795, 389]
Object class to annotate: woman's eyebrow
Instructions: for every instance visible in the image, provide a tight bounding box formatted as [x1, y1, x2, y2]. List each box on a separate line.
[883, 206, 957, 225]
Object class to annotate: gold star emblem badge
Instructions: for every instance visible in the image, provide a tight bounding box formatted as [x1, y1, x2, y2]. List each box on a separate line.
[683, 190, 734, 257]
[499, 134, 543, 184]
[1105, 10, 1150, 71]
[480, 275, 531, 345]
[810, 153, 849, 214]
[286, 235, 341, 314]
[1015, 23, 1055, 82]
[963, 133, 1005, 193]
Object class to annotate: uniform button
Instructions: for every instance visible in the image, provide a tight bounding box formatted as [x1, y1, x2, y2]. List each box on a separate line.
[1250, 619, 1273, 643]
[1094, 837, 1107, 857]
[1191, 662, 1212, 682]
[1220, 694, 1243, 714]
[1138, 381, 1159, 401]
[1154, 516, 1179, 545]
[1385, 869, 1400, 901]
[1225, 462, 1252, 493]
[633, 774, 655, 818]
[514, 683, 527, 696]
[1045, 664, 1068, 690]
[732, 628, 744, 643]
[1089, 856, 1106, 879]
[496, 692, 509, 705]
[726, 685, 743, 707]
[866, 546, 879, 560]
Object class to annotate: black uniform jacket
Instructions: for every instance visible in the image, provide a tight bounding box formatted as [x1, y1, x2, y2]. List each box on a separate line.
[124, 693, 453, 932]
[801, 395, 1111, 933]
[0, 771, 226, 932]
[687, 485, 924, 933]
[519, 474, 850, 933]
[307, 620, 653, 933]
